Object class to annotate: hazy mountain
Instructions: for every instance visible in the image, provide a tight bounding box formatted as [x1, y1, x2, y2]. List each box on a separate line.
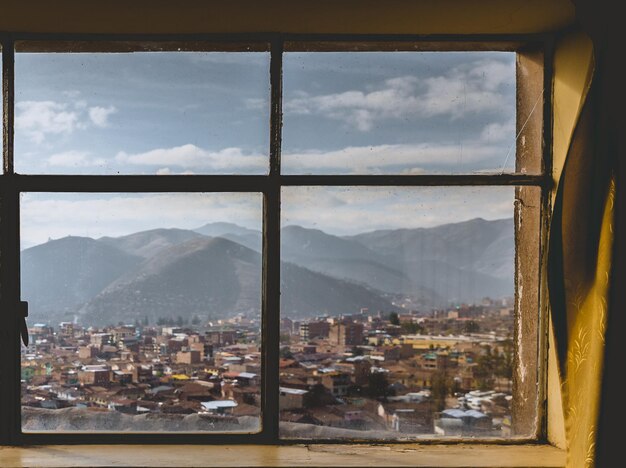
[21, 237, 142, 323]
[79, 237, 260, 326]
[78, 236, 396, 325]
[99, 228, 205, 259]
[194, 222, 262, 252]
[281, 262, 397, 318]
[347, 218, 514, 302]
[21, 218, 514, 326]
[194, 222, 259, 239]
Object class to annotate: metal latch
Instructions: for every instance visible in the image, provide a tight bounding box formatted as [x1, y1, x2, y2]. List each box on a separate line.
[17, 301, 29, 346]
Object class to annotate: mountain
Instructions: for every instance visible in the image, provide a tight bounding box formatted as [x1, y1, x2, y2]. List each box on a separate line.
[79, 237, 260, 326]
[194, 222, 259, 239]
[194, 222, 262, 252]
[21, 237, 142, 323]
[78, 236, 396, 325]
[99, 228, 205, 258]
[347, 218, 514, 302]
[20, 218, 514, 327]
[281, 262, 397, 318]
[280, 225, 443, 305]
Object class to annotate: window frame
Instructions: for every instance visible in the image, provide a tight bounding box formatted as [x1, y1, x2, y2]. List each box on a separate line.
[0, 32, 554, 446]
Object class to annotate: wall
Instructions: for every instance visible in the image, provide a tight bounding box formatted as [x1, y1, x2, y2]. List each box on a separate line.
[0, 1, 574, 35]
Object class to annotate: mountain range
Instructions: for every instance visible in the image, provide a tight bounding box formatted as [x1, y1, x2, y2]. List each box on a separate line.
[21, 218, 514, 326]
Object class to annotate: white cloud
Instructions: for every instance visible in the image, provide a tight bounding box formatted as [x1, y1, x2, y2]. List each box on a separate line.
[16, 101, 82, 144]
[285, 59, 514, 131]
[16, 98, 118, 143]
[47, 151, 106, 168]
[283, 141, 501, 174]
[116, 144, 267, 171]
[480, 118, 515, 143]
[88, 105, 117, 127]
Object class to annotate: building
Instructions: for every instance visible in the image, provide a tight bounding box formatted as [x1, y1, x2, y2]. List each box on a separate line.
[176, 350, 202, 365]
[299, 321, 330, 341]
[328, 322, 364, 346]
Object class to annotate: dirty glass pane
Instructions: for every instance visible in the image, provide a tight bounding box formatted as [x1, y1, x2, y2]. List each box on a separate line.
[14, 48, 270, 174]
[21, 192, 262, 433]
[282, 52, 519, 175]
[279, 186, 536, 440]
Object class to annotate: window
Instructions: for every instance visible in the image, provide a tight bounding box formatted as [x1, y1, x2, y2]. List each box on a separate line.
[0, 35, 549, 445]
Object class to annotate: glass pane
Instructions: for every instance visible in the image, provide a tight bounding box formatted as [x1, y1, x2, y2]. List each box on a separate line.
[15, 49, 270, 174]
[280, 186, 534, 440]
[282, 52, 519, 175]
[21, 193, 262, 433]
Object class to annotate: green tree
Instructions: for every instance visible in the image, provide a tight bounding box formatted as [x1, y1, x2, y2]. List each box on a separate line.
[389, 312, 400, 325]
[401, 322, 424, 334]
[431, 370, 451, 412]
[367, 371, 390, 400]
[351, 346, 364, 356]
[463, 320, 480, 333]
[279, 346, 293, 359]
[191, 315, 201, 326]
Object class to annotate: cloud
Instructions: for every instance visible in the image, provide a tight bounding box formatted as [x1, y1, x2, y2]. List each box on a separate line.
[283, 141, 502, 174]
[115, 144, 267, 171]
[47, 151, 106, 168]
[480, 118, 515, 143]
[16, 98, 118, 143]
[284, 58, 514, 131]
[88, 105, 117, 127]
[16, 101, 82, 143]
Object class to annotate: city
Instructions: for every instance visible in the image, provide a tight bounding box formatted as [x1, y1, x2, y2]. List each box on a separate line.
[22, 297, 514, 437]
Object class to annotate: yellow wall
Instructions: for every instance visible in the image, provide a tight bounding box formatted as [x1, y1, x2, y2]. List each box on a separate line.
[0, 0, 574, 35]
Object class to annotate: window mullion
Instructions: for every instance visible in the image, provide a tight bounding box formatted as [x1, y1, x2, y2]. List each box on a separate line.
[1, 38, 22, 445]
[261, 37, 283, 442]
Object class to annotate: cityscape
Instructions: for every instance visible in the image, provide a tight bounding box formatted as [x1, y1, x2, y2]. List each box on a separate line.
[22, 298, 514, 437]
[17, 50, 520, 438]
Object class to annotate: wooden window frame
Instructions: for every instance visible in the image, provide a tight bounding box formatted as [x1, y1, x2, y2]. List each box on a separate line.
[0, 32, 554, 446]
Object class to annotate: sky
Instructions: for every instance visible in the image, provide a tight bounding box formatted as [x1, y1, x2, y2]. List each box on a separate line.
[15, 50, 521, 247]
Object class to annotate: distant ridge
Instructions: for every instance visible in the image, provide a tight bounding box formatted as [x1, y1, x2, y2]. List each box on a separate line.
[21, 218, 514, 325]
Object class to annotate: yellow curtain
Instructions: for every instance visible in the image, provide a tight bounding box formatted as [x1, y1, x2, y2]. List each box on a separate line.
[549, 31, 616, 467]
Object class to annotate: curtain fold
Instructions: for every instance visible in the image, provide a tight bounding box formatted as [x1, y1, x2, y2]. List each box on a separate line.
[548, 44, 615, 467]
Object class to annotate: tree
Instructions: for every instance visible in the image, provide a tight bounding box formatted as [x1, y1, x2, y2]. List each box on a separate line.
[475, 345, 496, 391]
[389, 312, 400, 325]
[279, 346, 293, 359]
[351, 346, 364, 356]
[305, 384, 328, 408]
[401, 322, 424, 334]
[176, 315, 184, 327]
[463, 320, 480, 334]
[367, 371, 390, 400]
[431, 370, 451, 412]
[143, 315, 149, 326]
[191, 315, 201, 326]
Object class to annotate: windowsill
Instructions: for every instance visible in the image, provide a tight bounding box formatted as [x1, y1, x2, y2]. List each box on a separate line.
[0, 443, 566, 467]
